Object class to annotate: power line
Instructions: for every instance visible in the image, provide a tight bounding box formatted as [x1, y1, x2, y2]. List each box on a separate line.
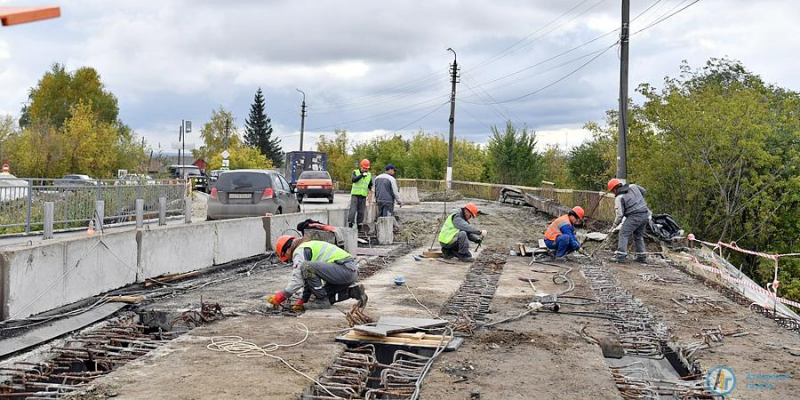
[459, 42, 618, 106]
[305, 93, 450, 131]
[632, 0, 701, 35]
[393, 101, 451, 132]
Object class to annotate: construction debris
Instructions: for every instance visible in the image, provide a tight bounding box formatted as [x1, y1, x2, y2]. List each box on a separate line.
[354, 317, 448, 337]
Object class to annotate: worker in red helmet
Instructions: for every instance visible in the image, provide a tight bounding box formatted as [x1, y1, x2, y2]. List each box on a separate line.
[266, 235, 367, 311]
[348, 159, 373, 230]
[438, 202, 486, 262]
[607, 178, 651, 264]
[543, 206, 585, 261]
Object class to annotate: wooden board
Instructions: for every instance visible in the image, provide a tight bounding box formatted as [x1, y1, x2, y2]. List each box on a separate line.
[337, 330, 462, 350]
[0, 6, 60, 26]
[422, 250, 442, 258]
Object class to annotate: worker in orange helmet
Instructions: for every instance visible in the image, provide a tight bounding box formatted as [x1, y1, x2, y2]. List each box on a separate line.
[438, 202, 486, 262]
[348, 159, 373, 230]
[543, 206, 584, 261]
[266, 235, 367, 311]
[607, 178, 651, 264]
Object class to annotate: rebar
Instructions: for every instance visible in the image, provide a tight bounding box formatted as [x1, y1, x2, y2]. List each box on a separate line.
[440, 252, 506, 333]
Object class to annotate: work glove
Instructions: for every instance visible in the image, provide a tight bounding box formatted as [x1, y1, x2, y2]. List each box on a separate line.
[267, 291, 286, 307]
[480, 230, 488, 239]
[291, 300, 305, 312]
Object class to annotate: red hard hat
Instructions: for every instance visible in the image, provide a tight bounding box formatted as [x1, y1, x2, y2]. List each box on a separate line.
[571, 206, 585, 219]
[464, 203, 479, 218]
[275, 235, 296, 262]
[360, 159, 370, 169]
[607, 178, 622, 192]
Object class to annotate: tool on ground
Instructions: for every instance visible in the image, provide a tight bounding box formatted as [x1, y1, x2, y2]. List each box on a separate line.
[589, 231, 615, 258]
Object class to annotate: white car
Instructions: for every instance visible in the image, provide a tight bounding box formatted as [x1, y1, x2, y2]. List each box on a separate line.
[0, 173, 29, 202]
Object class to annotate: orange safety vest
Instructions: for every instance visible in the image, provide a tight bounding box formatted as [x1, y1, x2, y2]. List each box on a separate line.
[544, 215, 572, 241]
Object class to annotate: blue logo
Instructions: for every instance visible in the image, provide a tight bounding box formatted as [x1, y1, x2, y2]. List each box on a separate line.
[706, 366, 736, 395]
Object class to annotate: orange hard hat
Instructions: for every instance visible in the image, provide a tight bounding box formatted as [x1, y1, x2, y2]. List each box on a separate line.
[571, 206, 585, 220]
[464, 203, 479, 218]
[360, 159, 370, 169]
[275, 235, 297, 262]
[607, 178, 622, 192]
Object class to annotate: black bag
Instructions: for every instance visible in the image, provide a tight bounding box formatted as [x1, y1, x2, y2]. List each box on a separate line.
[647, 214, 683, 241]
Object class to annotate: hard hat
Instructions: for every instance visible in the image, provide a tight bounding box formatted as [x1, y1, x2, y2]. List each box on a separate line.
[464, 203, 479, 218]
[571, 206, 585, 219]
[360, 159, 370, 169]
[607, 178, 622, 192]
[275, 235, 297, 262]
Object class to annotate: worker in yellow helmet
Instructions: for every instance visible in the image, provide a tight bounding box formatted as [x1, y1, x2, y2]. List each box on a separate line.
[266, 235, 367, 311]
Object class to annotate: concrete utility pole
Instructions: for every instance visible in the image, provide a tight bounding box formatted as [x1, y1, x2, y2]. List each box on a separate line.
[297, 88, 306, 151]
[446, 48, 459, 190]
[224, 117, 230, 151]
[179, 120, 184, 167]
[616, 0, 630, 183]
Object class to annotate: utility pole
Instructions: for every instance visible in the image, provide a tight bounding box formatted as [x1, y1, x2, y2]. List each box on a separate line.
[446, 47, 459, 190]
[616, 0, 630, 183]
[179, 120, 184, 167]
[224, 117, 230, 151]
[297, 89, 306, 151]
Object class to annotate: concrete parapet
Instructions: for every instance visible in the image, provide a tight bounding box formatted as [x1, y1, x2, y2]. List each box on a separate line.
[264, 211, 329, 250]
[376, 217, 394, 245]
[214, 218, 268, 265]
[399, 187, 420, 205]
[138, 222, 216, 278]
[327, 208, 348, 228]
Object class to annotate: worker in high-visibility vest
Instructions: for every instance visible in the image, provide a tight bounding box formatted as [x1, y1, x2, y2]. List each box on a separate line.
[267, 235, 367, 311]
[438, 203, 486, 262]
[543, 206, 584, 261]
[347, 159, 373, 229]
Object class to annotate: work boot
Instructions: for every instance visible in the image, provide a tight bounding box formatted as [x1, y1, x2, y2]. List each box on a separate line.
[441, 248, 454, 260]
[634, 256, 648, 264]
[457, 256, 474, 263]
[348, 284, 368, 308]
[553, 256, 566, 263]
[609, 254, 627, 264]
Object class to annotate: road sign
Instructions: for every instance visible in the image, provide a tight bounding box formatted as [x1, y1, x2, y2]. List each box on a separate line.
[221, 159, 230, 167]
[184, 120, 192, 133]
[221, 150, 230, 159]
[221, 167, 230, 171]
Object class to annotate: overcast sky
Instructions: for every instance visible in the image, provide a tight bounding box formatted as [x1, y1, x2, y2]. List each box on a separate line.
[2, 0, 799, 155]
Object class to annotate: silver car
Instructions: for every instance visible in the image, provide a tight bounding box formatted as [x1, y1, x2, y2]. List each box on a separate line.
[206, 170, 300, 220]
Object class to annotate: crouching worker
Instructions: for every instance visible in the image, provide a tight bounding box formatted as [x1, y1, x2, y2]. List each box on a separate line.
[438, 202, 486, 262]
[543, 206, 584, 262]
[267, 236, 367, 311]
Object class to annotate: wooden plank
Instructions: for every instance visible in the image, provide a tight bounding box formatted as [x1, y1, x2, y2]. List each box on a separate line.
[338, 331, 452, 348]
[0, 7, 61, 26]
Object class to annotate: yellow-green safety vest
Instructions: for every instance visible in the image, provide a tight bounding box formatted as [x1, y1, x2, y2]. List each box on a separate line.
[438, 214, 460, 245]
[297, 241, 351, 263]
[351, 170, 371, 197]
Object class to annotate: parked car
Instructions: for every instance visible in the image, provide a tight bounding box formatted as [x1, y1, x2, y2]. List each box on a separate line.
[168, 165, 207, 192]
[295, 170, 334, 203]
[56, 174, 97, 187]
[115, 174, 155, 185]
[0, 173, 29, 202]
[205, 169, 223, 193]
[206, 169, 300, 220]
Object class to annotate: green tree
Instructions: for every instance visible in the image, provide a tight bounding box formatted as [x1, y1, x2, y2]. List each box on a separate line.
[316, 129, 353, 185]
[244, 88, 283, 166]
[567, 135, 613, 191]
[0, 115, 17, 163]
[195, 107, 272, 171]
[484, 121, 542, 186]
[20, 63, 119, 129]
[540, 145, 570, 187]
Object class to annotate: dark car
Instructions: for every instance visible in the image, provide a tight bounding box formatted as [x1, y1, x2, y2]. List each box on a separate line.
[206, 169, 300, 220]
[169, 165, 207, 192]
[205, 169, 223, 193]
[295, 170, 334, 203]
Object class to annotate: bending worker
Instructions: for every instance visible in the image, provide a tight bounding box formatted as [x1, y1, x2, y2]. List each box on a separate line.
[543, 206, 584, 261]
[348, 159, 373, 229]
[267, 236, 368, 311]
[438, 202, 486, 262]
[607, 178, 651, 263]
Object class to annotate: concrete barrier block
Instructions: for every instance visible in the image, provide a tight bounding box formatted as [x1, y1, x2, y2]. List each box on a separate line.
[63, 231, 138, 308]
[1, 242, 66, 320]
[327, 208, 348, 228]
[139, 222, 216, 278]
[214, 217, 268, 264]
[364, 203, 378, 224]
[265, 211, 329, 250]
[337, 227, 358, 255]
[399, 187, 420, 205]
[377, 217, 394, 245]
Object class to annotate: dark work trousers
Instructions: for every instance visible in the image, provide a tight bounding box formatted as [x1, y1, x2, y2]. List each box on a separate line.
[441, 231, 472, 259]
[615, 211, 649, 258]
[348, 195, 367, 227]
[300, 259, 358, 304]
[378, 201, 395, 217]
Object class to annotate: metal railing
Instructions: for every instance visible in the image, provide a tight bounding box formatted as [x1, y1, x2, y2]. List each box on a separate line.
[0, 178, 186, 235]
